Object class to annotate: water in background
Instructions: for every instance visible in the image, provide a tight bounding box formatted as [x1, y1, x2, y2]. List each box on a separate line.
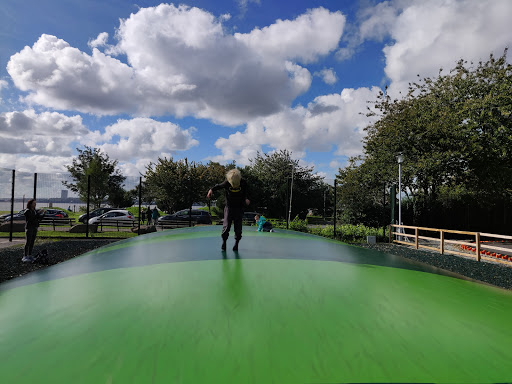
[0, 201, 89, 213]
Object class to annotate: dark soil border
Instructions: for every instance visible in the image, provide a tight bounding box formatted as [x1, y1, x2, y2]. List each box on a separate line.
[358, 243, 512, 290]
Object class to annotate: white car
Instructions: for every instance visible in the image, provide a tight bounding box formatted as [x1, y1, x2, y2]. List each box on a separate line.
[89, 210, 134, 224]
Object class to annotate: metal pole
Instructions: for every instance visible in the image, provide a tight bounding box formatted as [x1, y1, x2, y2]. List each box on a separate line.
[333, 179, 337, 240]
[288, 164, 294, 223]
[138, 177, 142, 235]
[323, 189, 326, 220]
[398, 162, 402, 241]
[86, 175, 91, 238]
[9, 170, 15, 242]
[33, 173, 37, 200]
[285, 177, 289, 229]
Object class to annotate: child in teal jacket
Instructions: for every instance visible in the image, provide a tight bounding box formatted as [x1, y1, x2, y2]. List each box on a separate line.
[255, 214, 273, 232]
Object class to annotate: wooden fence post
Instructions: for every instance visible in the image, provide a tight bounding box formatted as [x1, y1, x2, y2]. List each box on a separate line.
[415, 227, 419, 249]
[388, 224, 392, 243]
[440, 230, 444, 254]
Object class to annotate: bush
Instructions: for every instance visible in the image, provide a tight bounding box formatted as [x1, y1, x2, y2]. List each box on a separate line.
[288, 218, 308, 232]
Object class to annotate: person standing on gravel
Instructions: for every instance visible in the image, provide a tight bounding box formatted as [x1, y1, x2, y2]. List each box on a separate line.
[207, 169, 250, 251]
[23, 199, 46, 262]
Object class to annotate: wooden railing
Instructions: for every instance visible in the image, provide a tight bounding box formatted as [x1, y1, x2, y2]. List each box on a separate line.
[389, 224, 512, 265]
[96, 219, 137, 232]
[39, 217, 76, 231]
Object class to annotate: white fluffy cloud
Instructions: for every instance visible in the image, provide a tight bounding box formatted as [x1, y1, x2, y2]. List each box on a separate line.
[0, 79, 8, 102]
[0, 154, 71, 173]
[7, 5, 344, 126]
[88, 32, 109, 49]
[0, 110, 87, 156]
[90, 118, 199, 162]
[361, 0, 512, 94]
[212, 87, 380, 165]
[314, 68, 338, 85]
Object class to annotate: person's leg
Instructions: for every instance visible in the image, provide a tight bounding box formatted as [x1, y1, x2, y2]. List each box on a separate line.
[221, 206, 232, 250]
[23, 228, 37, 261]
[233, 207, 243, 251]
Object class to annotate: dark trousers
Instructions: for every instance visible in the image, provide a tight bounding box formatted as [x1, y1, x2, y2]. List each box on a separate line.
[25, 227, 37, 256]
[222, 205, 243, 241]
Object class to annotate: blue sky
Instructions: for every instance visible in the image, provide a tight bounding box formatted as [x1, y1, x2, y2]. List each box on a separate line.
[1, 0, 511, 180]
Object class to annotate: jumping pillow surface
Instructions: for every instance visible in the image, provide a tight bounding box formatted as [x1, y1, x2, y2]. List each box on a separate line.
[1, 226, 512, 383]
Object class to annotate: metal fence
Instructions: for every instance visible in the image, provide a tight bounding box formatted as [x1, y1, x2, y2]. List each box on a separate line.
[0, 168, 346, 240]
[0, 167, 143, 239]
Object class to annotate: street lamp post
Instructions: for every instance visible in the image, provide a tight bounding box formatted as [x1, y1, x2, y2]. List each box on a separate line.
[397, 154, 403, 240]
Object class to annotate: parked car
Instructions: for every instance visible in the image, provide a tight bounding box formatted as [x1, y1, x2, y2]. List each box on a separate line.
[43, 209, 68, 218]
[79, 207, 115, 223]
[0, 209, 26, 222]
[89, 209, 134, 225]
[158, 209, 212, 225]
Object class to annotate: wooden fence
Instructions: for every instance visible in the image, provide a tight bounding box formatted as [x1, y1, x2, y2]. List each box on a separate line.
[389, 224, 512, 266]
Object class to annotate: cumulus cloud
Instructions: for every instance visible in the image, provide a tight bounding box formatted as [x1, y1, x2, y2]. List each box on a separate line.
[88, 32, 109, 49]
[211, 87, 381, 165]
[90, 118, 199, 162]
[0, 110, 87, 156]
[7, 5, 344, 126]
[0, 153, 71, 173]
[359, 0, 512, 95]
[235, 7, 345, 64]
[0, 79, 8, 102]
[314, 68, 338, 85]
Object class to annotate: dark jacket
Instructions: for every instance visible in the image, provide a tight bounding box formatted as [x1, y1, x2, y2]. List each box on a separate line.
[211, 179, 248, 208]
[24, 209, 45, 230]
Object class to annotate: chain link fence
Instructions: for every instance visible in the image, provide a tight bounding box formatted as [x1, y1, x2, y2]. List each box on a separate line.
[0, 167, 146, 238]
[2, 169, 377, 242]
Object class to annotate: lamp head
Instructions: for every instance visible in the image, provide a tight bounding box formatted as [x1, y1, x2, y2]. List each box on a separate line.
[397, 154, 404, 164]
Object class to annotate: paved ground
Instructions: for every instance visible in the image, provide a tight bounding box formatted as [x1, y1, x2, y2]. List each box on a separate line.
[0, 238, 24, 249]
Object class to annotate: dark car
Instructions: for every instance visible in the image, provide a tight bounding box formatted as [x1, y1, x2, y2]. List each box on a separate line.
[43, 209, 69, 218]
[78, 207, 115, 223]
[0, 210, 26, 223]
[158, 209, 212, 225]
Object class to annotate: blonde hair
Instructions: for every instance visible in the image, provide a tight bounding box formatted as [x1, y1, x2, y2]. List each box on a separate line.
[226, 169, 241, 188]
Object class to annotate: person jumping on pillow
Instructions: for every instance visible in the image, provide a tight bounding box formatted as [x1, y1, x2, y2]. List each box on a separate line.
[207, 169, 250, 251]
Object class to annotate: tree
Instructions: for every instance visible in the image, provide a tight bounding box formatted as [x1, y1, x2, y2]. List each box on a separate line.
[63, 147, 126, 208]
[341, 49, 512, 229]
[108, 186, 136, 208]
[144, 157, 228, 213]
[246, 150, 325, 219]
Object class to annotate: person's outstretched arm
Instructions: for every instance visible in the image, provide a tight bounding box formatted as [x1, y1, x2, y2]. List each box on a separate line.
[207, 180, 228, 199]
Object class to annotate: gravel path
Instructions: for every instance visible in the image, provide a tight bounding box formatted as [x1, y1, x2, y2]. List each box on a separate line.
[358, 242, 512, 290]
[0, 239, 119, 284]
[1, 238, 512, 290]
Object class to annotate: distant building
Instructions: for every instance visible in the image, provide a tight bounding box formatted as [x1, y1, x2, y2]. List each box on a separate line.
[61, 190, 68, 199]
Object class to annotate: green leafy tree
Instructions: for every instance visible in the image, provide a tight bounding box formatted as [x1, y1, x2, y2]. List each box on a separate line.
[108, 186, 137, 208]
[63, 146, 126, 208]
[144, 158, 230, 213]
[341, 49, 512, 228]
[247, 150, 325, 219]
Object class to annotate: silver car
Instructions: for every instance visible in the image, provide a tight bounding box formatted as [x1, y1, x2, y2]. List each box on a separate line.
[89, 209, 134, 224]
